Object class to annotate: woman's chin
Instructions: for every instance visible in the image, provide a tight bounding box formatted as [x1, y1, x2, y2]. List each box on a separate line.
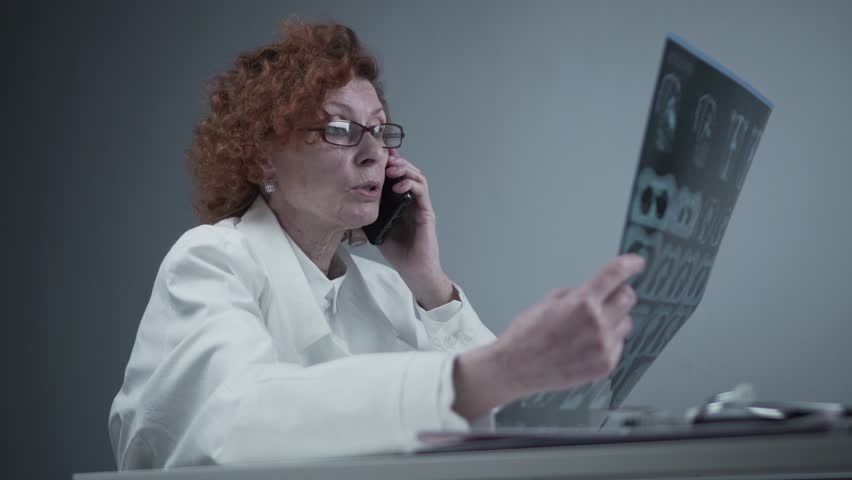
[347, 206, 379, 229]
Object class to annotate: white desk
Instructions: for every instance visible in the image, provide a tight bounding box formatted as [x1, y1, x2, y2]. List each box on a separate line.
[75, 432, 852, 480]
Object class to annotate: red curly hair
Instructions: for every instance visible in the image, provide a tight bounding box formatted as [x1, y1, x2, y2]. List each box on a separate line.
[188, 19, 388, 228]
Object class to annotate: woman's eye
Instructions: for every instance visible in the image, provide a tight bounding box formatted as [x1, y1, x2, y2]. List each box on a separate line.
[326, 123, 350, 137]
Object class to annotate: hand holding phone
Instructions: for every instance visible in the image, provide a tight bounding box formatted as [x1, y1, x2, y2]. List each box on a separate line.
[367, 150, 457, 309]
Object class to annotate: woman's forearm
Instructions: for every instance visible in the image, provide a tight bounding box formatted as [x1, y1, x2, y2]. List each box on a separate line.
[401, 269, 457, 311]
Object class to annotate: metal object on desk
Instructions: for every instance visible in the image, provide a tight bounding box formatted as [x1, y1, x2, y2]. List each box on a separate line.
[685, 383, 850, 429]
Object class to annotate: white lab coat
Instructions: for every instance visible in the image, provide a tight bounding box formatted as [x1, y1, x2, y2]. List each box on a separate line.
[108, 195, 496, 469]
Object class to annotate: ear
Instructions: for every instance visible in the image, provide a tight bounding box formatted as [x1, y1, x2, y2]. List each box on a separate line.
[258, 157, 276, 178]
[244, 146, 276, 184]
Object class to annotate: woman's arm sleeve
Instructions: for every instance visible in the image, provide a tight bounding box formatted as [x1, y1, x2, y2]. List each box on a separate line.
[412, 283, 497, 352]
[109, 228, 465, 469]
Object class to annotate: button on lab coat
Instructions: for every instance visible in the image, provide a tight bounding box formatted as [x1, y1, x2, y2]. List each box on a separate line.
[108, 196, 496, 469]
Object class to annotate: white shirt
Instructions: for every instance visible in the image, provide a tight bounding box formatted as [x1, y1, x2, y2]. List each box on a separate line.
[108, 196, 496, 469]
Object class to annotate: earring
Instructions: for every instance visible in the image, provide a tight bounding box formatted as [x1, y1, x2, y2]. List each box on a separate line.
[263, 178, 277, 193]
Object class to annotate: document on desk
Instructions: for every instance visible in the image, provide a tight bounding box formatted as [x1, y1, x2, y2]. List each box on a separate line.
[493, 34, 774, 428]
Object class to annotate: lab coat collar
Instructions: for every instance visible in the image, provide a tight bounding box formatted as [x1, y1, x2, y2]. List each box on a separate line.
[235, 195, 349, 358]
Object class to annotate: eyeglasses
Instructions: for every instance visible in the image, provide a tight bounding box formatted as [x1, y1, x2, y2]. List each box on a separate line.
[307, 120, 405, 148]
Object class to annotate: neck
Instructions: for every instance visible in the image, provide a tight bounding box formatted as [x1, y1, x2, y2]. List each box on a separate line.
[268, 199, 345, 276]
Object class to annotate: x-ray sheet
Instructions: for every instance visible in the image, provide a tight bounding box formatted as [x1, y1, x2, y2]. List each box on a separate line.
[496, 34, 773, 427]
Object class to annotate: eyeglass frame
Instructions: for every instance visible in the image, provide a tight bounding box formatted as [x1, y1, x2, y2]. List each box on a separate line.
[305, 120, 406, 148]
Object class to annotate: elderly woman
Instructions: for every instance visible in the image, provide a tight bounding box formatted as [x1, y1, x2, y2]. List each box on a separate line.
[109, 21, 643, 469]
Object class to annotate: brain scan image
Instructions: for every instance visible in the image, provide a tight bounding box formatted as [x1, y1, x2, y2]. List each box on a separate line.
[720, 110, 750, 181]
[692, 94, 717, 168]
[654, 73, 682, 153]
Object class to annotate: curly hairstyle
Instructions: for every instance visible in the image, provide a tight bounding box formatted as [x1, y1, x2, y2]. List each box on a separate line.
[188, 19, 388, 243]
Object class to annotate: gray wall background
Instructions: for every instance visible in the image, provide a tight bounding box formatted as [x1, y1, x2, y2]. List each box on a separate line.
[13, 1, 851, 478]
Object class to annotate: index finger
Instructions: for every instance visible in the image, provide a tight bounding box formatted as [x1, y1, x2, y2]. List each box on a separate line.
[586, 254, 645, 301]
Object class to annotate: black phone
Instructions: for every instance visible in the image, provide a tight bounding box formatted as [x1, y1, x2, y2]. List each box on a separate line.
[362, 174, 414, 245]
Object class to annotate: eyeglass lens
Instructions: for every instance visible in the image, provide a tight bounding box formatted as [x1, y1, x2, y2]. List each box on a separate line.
[325, 121, 403, 147]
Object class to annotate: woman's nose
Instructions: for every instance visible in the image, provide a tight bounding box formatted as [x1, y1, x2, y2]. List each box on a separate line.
[356, 132, 386, 166]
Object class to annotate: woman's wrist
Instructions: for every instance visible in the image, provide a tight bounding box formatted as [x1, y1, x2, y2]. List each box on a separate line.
[451, 340, 526, 421]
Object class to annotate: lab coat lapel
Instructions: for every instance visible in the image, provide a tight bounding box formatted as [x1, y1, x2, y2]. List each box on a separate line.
[236, 196, 349, 361]
[335, 248, 415, 353]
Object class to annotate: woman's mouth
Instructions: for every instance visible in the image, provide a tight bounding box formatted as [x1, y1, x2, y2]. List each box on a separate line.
[352, 181, 381, 200]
